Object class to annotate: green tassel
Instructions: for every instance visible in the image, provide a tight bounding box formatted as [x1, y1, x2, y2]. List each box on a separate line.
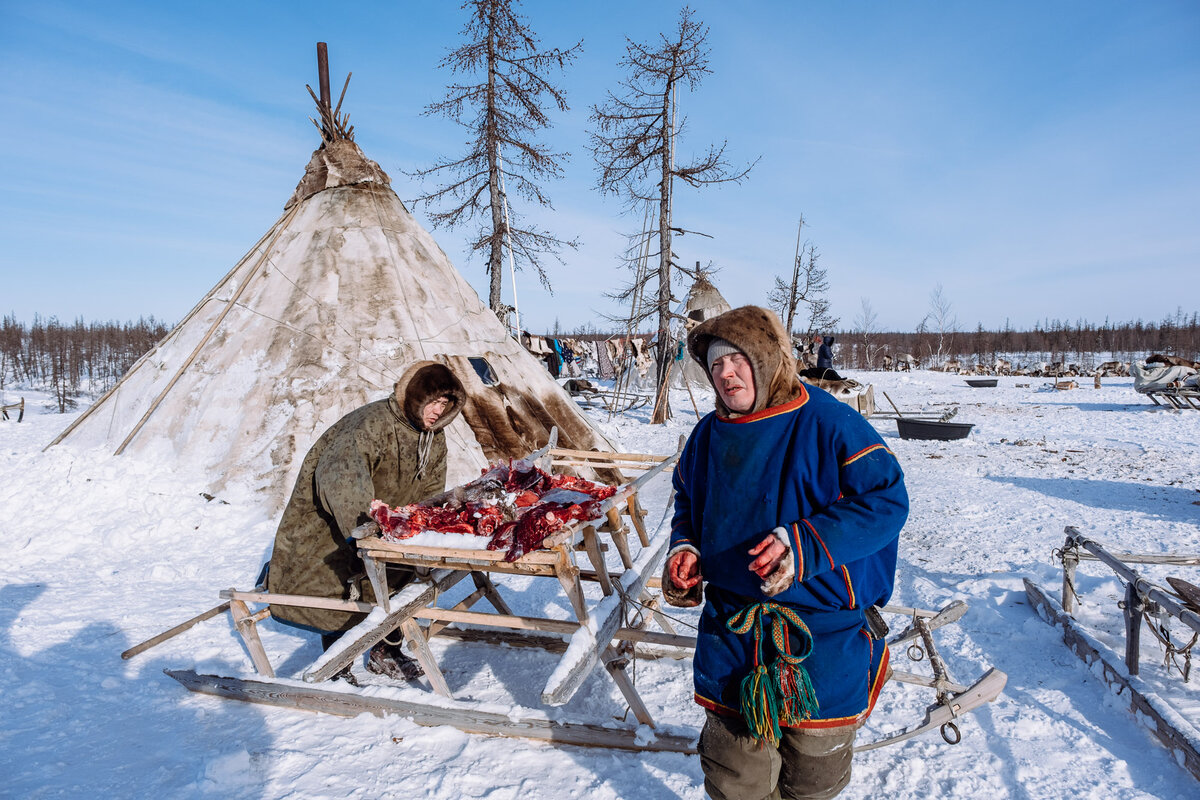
[728, 601, 821, 744]
[739, 663, 783, 747]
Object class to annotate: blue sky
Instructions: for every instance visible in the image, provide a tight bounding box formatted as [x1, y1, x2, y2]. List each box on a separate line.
[2, 0, 1197, 333]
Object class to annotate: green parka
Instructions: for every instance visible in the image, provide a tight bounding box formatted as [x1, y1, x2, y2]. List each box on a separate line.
[268, 361, 466, 632]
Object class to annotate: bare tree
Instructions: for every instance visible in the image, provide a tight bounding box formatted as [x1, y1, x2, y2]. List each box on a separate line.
[411, 0, 582, 315]
[923, 283, 958, 366]
[768, 217, 839, 345]
[854, 298, 881, 369]
[590, 6, 755, 421]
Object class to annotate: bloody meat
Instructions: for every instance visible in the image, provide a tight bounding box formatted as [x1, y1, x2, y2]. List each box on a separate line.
[370, 460, 616, 561]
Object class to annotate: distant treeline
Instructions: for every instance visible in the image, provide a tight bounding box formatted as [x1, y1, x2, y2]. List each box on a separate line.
[0, 315, 172, 412]
[833, 312, 1199, 371]
[3, 312, 1197, 414]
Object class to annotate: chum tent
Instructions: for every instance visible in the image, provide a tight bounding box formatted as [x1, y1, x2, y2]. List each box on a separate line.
[48, 79, 616, 510]
[675, 273, 732, 387]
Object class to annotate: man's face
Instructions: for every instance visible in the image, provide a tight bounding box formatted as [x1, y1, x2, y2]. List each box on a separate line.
[422, 396, 451, 428]
[711, 353, 756, 413]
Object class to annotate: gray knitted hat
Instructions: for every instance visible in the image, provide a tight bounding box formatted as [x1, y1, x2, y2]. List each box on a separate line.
[705, 337, 744, 372]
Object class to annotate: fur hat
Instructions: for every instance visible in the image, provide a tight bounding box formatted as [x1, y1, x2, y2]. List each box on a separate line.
[393, 361, 466, 432]
[687, 306, 804, 417]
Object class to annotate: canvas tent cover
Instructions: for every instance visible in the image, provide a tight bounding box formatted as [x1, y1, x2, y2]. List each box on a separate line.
[50, 139, 616, 509]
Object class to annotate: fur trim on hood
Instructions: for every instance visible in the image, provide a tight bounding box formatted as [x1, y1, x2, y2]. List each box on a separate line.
[393, 360, 466, 432]
[687, 305, 804, 417]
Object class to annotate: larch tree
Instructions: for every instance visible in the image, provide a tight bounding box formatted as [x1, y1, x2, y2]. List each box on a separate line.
[589, 6, 755, 422]
[768, 215, 839, 345]
[411, 0, 582, 320]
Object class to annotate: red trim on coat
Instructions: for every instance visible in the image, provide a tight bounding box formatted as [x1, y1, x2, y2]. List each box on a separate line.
[785, 641, 891, 731]
[718, 386, 809, 425]
[803, 518, 836, 570]
[840, 443, 891, 467]
[840, 566, 856, 608]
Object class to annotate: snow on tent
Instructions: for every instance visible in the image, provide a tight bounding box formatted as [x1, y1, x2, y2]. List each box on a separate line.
[46, 78, 616, 510]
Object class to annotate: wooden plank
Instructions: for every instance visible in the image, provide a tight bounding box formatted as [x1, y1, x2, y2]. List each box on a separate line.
[360, 540, 561, 565]
[627, 494, 650, 547]
[401, 617, 451, 697]
[429, 625, 693, 658]
[602, 645, 654, 726]
[425, 585, 488, 640]
[542, 535, 668, 706]
[122, 601, 230, 660]
[553, 547, 591, 625]
[303, 570, 467, 684]
[1024, 578, 1200, 781]
[361, 551, 391, 612]
[229, 598, 274, 678]
[166, 670, 699, 753]
[611, 529, 634, 570]
[885, 601, 969, 649]
[581, 526, 613, 596]
[221, 589, 373, 614]
[549, 447, 669, 463]
[412, 607, 695, 650]
[472, 571, 512, 616]
[1075, 553, 1200, 566]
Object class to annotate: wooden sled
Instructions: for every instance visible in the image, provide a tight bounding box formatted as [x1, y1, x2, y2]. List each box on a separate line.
[1024, 527, 1200, 780]
[563, 377, 653, 414]
[158, 431, 693, 749]
[158, 593, 1003, 753]
[147, 429, 1003, 753]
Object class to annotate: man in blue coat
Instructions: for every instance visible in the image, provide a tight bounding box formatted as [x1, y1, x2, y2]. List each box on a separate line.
[665, 306, 908, 800]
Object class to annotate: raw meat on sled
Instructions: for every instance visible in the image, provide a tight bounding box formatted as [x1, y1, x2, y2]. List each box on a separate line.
[370, 459, 617, 561]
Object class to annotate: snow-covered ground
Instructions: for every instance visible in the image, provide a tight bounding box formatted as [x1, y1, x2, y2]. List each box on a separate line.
[2, 371, 1198, 799]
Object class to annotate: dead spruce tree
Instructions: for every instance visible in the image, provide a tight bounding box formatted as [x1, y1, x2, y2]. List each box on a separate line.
[411, 0, 582, 317]
[590, 6, 755, 422]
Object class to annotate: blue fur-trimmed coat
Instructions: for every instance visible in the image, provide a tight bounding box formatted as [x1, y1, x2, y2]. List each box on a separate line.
[671, 383, 908, 728]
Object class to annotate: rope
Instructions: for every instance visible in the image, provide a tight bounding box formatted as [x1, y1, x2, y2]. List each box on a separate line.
[725, 601, 819, 745]
[1143, 608, 1198, 682]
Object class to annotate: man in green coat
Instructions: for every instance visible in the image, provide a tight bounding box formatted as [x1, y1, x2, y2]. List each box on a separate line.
[268, 360, 466, 681]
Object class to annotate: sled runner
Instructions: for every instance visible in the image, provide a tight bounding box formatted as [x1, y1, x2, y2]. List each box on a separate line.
[1025, 526, 1200, 780]
[160, 597, 1004, 753]
[853, 601, 1006, 751]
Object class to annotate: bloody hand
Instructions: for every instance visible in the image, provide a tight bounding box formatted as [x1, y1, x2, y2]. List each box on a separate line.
[748, 534, 787, 579]
[668, 549, 701, 589]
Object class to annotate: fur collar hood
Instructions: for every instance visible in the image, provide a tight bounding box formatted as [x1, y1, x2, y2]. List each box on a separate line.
[687, 305, 804, 417]
[391, 360, 466, 432]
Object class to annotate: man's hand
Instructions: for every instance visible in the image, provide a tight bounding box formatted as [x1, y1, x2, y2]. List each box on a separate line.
[668, 549, 701, 589]
[748, 534, 787, 580]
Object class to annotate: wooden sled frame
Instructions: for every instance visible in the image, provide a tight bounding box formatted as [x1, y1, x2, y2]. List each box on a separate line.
[162, 593, 1004, 754]
[162, 431, 693, 749]
[1143, 387, 1200, 410]
[568, 384, 652, 414]
[1024, 526, 1200, 780]
[0, 397, 23, 422]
